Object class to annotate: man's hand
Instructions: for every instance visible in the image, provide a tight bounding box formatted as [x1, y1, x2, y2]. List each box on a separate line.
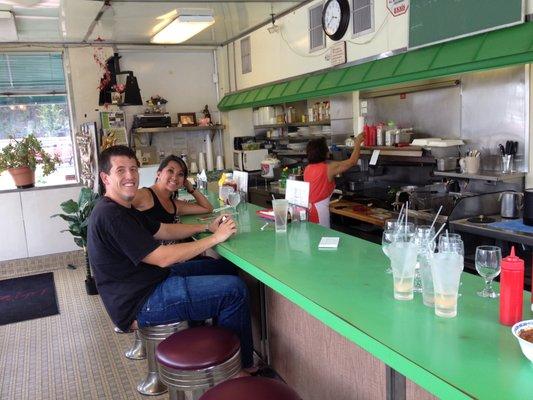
[211, 215, 237, 243]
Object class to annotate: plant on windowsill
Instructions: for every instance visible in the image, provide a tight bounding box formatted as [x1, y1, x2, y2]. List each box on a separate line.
[0, 134, 60, 189]
[51, 187, 100, 295]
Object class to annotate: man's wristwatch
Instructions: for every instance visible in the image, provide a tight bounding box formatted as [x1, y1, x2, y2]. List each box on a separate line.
[187, 187, 195, 194]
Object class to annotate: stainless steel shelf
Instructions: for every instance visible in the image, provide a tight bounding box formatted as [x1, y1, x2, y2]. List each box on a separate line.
[134, 124, 224, 134]
[253, 121, 331, 129]
[433, 170, 525, 182]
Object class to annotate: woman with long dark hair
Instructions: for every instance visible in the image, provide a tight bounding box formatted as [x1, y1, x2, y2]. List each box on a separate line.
[132, 155, 213, 224]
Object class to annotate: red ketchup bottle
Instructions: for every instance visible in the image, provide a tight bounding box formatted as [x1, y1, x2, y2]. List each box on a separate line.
[499, 247, 524, 326]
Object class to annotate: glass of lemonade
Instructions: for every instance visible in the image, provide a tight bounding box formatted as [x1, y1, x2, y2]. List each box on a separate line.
[430, 251, 464, 318]
[388, 232, 418, 300]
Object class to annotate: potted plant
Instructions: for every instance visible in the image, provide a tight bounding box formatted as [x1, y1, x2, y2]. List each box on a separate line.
[0, 134, 60, 189]
[51, 187, 100, 295]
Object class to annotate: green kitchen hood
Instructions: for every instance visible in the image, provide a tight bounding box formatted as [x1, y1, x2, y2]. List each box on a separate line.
[218, 21, 533, 111]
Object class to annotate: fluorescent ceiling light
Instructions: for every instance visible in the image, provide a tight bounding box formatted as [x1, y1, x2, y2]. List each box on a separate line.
[0, 11, 17, 42]
[152, 13, 214, 44]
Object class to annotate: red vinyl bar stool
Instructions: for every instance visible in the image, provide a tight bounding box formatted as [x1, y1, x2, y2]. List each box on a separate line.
[156, 326, 241, 400]
[114, 326, 146, 360]
[137, 321, 189, 396]
[199, 377, 302, 400]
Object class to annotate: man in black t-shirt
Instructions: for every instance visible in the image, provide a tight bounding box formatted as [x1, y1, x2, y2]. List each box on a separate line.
[88, 145, 254, 371]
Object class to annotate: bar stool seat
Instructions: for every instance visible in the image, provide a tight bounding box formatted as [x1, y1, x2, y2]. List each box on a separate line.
[156, 326, 241, 400]
[157, 326, 240, 370]
[199, 377, 302, 400]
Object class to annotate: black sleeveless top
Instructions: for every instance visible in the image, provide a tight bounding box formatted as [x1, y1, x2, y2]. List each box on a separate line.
[141, 188, 179, 224]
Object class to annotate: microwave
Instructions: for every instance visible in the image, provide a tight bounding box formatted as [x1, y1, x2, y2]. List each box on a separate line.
[233, 149, 268, 171]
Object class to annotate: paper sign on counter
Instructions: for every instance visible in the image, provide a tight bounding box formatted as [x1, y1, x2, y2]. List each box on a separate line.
[285, 180, 310, 208]
[369, 149, 380, 166]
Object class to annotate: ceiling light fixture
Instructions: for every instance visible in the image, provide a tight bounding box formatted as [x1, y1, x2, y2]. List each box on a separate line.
[0, 11, 18, 42]
[152, 11, 214, 44]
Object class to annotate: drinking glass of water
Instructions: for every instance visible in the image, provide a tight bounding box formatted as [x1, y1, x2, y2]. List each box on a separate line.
[228, 192, 241, 209]
[475, 245, 501, 298]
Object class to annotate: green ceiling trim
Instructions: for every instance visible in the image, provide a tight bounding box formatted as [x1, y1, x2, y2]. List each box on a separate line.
[218, 22, 533, 111]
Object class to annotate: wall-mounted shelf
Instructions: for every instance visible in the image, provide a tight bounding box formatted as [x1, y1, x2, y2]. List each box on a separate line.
[433, 170, 525, 182]
[134, 124, 224, 134]
[253, 120, 330, 129]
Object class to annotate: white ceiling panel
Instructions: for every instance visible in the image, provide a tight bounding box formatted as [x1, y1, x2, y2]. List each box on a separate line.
[0, 0, 306, 45]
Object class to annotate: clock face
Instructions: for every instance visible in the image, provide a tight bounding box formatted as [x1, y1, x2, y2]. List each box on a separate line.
[322, 0, 350, 41]
[323, 0, 342, 37]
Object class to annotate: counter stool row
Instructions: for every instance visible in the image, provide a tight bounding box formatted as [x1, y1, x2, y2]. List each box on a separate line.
[117, 322, 301, 400]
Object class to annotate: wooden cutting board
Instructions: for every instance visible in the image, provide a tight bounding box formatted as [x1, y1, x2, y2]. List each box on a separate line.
[330, 200, 392, 227]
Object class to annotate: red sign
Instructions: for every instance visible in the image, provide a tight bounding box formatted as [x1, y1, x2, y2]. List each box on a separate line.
[387, 0, 409, 17]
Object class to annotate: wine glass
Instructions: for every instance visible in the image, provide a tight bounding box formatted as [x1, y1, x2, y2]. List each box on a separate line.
[475, 246, 502, 298]
[228, 192, 241, 209]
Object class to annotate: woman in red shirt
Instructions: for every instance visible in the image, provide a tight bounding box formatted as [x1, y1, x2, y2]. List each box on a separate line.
[304, 134, 363, 227]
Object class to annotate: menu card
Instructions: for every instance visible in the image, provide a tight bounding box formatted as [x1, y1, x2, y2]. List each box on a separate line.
[285, 180, 310, 208]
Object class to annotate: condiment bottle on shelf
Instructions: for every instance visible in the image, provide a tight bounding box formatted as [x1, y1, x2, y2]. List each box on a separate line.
[499, 246, 524, 326]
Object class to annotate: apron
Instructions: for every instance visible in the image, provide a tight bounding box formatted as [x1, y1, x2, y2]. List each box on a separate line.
[314, 196, 331, 228]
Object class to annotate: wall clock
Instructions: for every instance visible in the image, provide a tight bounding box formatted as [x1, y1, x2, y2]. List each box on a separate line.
[322, 0, 350, 41]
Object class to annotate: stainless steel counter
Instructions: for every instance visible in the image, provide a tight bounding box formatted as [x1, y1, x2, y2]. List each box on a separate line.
[451, 216, 533, 246]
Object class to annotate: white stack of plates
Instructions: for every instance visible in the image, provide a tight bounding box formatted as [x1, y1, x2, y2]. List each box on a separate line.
[297, 126, 310, 135]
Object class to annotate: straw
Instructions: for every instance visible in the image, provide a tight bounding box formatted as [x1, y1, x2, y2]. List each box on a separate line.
[397, 203, 405, 224]
[404, 201, 408, 234]
[429, 205, 443, 232]
[429, 223, 447, 246]
[213, 205, 231, 213]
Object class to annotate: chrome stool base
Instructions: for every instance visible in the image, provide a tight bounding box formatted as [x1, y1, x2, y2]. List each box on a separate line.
[137, 321, 189, 396]
[125, 330, 146, 360]
[137, 371, 168, 396]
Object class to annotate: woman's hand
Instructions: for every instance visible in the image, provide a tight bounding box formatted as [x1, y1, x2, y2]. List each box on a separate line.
[183, 179, 195, 194]
[354, 132, 364, 147]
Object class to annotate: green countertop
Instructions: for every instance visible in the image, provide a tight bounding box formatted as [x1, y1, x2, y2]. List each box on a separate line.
[183, 195, 533, 399]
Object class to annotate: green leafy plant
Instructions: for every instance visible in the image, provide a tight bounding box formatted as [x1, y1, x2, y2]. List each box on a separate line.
[0, 134, 60, 175]
[51, 187, 100, 295]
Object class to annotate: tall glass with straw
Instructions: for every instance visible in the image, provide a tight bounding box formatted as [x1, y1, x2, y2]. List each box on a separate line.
[387, 202, 418, 300]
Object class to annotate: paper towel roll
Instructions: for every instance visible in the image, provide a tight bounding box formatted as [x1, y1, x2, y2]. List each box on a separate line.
[357, 116, 365, 132]
[205, 132, 214, 171]
[198, 152, 206, 172]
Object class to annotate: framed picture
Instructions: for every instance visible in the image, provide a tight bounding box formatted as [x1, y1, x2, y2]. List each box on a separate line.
[178, 112, 197, 127]
[100, 111, 128, 149]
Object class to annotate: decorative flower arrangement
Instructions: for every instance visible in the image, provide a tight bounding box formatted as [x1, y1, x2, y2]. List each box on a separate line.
[93, 43, 111, 92]
[112, 83, 126, 94]
[147, 95, 168, 106]
[146, 95, 168, 113]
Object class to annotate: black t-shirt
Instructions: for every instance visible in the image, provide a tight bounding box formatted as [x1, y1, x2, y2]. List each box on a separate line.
[87, 196, 169, 331]
[142, 187, 178, 224]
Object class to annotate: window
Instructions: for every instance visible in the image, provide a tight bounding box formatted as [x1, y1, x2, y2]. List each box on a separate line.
[352, 0, 374, 37]
[0, 52, 75, 190]
[241, 37, 252, 74]
[309, 4, 325, 52]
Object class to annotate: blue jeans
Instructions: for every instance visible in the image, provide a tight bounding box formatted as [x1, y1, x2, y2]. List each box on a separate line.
[136, 258, 253, 368]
